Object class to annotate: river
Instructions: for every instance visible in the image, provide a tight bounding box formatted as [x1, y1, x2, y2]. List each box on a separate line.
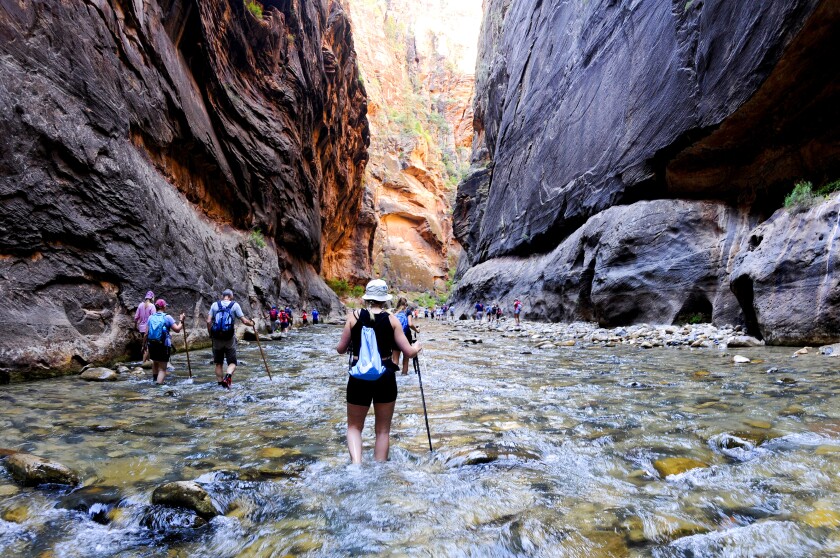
[1, 320, 839, 557]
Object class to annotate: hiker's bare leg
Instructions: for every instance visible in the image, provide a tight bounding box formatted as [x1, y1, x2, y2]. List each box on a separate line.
[154, 362, 166, 384]
[346, 403, 368, 464]
[373, 401, 395, 462]
[215, 363, 224, 382]
[226, 362, 236, 377]
[401, 352, 409, 375]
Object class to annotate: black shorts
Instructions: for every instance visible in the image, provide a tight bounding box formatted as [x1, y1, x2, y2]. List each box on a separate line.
[148, 342, 170, 363]
[346, 367, 398, 407]
[213, 345, 237, 365]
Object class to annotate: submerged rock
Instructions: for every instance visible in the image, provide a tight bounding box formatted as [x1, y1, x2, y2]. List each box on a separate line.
[5, 453, 79, 486]
[79, 368, 118, 381]
[1, 505, 29, 523]
[151, 481, 220, 519]
[57, 485, 123, 524]
[653, 457, 708, 478]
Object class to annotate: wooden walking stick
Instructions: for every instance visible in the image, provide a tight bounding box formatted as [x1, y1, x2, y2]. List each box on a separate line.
[182, 323, 193, 379]
[253, 326, 273, 381]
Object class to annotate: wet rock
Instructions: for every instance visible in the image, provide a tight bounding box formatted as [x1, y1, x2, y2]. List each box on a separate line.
[780, 404, 806, 416]
[779, 377, 798, 385]
[463, 338, 483, 344]
[653, 457, 708, 478]
[726, 335, 764, 348]
[819, 343, 840, 356]
[116, 365, 129, 374]
[743, 419, 772, 430]
[732, 355, 751, 364]
[57, 485, 123, 524]
[141, 507, 207, 531]
[0, 484, 19, 496]
[1, 505, 29, 523]
[151, 481, 220, 519]
[802, 509, 840, 528]
[5, 453, 79, 486]
[79, 368, 118, 381]
[815, 445, 840, 455]
[792, 347, 811, 356]
[257, 447, 302, 459]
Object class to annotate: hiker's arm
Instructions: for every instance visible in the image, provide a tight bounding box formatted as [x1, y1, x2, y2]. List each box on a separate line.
[335, 312, 355, 354]
[206, 311, 213, 334]
[391, 316, 420, 357]
[241, 316, 254, 327]
[170, 313, 185, 333]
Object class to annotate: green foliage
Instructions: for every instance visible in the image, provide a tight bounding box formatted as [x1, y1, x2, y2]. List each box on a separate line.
[687, 313, 704, 325]
[326, 279, 364, 299]
[784, 181, 818, 210]
[249, 228, 266, 249]
[244, 0, 263, 19]
[816, 179, 840, 197]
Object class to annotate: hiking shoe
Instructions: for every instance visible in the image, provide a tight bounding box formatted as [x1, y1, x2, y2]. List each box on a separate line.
[222, 374, 232, 389]
[217, 381, 225, 387]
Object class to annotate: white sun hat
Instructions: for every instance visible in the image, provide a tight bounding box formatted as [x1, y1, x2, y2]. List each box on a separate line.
[362, 279, 393, 302]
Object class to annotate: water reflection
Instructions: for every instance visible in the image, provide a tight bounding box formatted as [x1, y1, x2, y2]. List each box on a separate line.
[0, 321, 838, 557]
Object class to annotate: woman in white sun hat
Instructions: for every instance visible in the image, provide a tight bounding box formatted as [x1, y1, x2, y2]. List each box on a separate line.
[336, 279, 421, 463]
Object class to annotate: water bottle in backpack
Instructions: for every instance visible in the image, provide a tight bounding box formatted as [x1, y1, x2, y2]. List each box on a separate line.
[210, 301, 236, 340]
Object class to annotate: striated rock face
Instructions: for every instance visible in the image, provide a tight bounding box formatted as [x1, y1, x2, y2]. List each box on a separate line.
[0, 0, 368, 380]
[731, 196, 840, 345]
[454, 0, 840, 344]
[344, 0, 482, 292]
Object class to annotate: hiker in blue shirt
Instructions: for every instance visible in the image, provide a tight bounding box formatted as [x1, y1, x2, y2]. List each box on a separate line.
[311, 308, 320, 324]
[146, 299, 185, 385]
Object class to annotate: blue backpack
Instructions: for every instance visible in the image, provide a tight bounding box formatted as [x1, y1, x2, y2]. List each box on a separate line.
[395, 311, 410, 336]
[211, 301, 236, 340]
[349, 310, 387, 381]
[147, 312, 168, 343]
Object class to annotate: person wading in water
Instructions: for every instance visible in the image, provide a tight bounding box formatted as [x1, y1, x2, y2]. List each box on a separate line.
[207, 289, 254, 389]
[335, 279, 421, 463]
[134, 290, 156, 361]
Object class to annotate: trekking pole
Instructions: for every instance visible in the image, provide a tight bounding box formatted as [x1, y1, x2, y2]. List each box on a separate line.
[182, 322, 193, 379]
[253, 326, 273, 381]
[412, 348, 433, 453]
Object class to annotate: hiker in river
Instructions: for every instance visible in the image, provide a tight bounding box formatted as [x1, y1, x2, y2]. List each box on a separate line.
[393, 298, 419, 376]
[335, 279, 421, 464]
[301, 311, 308, 325]
[285, 305, 294, 326]
[146, 299, 185, 385]
[134, 290, 156, 361]
[269, 305, 279, 333]
[311, 308, 319, 324]
[207, 289, 254, 389]
[279, 310, 290, 332]
[474, 301, 484, 321]
[513, 298, 522, 326]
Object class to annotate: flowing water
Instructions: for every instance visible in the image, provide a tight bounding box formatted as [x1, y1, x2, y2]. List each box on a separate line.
[1, 320, 839, 557]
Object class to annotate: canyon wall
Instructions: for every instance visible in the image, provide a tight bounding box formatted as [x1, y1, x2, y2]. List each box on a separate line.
[344, 0, 481, 293]
[453, 0, 840, 344]
[0, 0, 369, 381]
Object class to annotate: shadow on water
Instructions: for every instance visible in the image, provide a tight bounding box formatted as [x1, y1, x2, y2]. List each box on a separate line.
[0, 321, 839, 556]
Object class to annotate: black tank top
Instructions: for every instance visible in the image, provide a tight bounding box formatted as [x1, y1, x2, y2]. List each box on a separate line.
[351, 309, 394, 361]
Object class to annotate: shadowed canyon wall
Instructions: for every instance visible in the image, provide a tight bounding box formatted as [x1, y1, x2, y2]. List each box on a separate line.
[343, 0, 481, 293]
[0, 0, 369, 380]
[453, 0, 840, 344]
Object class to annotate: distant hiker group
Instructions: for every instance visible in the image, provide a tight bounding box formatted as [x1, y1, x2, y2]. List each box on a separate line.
[473, 299, 523, 325]
[133, 288, 320, 388]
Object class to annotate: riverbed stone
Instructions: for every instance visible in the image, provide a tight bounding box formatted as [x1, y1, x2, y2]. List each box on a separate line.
[743, 419, 772, 430]
[79, 367, 118, 381]
[819, 343, 840, 356]
[732, 355, 751, 364]
[257, 447, 301, 459]
[726, 335, 764, 347]
[802, 509, 840, 528]
[5, 453, 79, 486]
[653, 457, 708, 478]
[1, 505, 29, 523]
[151, 481, 220, 519]
[57, 485, 123, 524]
[780, 404, 806, 416]
[815, 445, 840, 455]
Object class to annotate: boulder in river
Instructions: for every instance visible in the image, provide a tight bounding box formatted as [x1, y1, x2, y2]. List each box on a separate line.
[151, 481, 220, 519]
[57, 485, 123, 524]
[653, 457, 708, 478]
[5, 453, 79, 486]
[80, 367, 118, 381]
[725, 335, 764, 348]
[732, 355, 751, 364]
